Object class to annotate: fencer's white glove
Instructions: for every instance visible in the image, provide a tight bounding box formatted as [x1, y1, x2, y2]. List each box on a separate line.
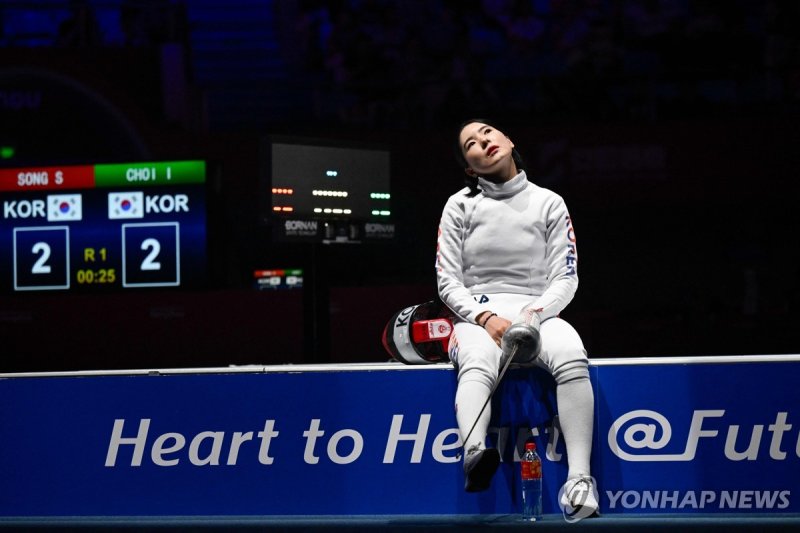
[500, 305, 542, 367]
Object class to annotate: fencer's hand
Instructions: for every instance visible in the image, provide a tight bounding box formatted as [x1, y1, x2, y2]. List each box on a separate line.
[500, 306, 543, 365]
[484, 315, 511, 347]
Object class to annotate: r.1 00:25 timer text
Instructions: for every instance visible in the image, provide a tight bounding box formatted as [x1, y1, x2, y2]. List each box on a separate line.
[75, 268, 116, 284]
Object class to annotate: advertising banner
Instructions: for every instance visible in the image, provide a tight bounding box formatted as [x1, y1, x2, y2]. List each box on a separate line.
[0, 357, 798, 517]
[595, 359, 799, 514]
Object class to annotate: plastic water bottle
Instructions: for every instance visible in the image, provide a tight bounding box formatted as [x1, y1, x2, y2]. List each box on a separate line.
[521, 442, 543, 521]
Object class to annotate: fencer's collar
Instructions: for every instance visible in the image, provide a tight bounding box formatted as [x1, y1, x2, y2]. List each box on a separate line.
[478, 171, 529, 199]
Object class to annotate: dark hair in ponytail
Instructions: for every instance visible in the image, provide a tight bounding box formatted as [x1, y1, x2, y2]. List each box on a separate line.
[454, 118, 526, 196]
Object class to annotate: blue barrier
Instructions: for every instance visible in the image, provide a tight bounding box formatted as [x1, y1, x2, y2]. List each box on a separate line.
[1, 355, 798, 517]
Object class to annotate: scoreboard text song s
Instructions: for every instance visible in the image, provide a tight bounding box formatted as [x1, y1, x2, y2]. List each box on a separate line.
[0, 161, 207, 292]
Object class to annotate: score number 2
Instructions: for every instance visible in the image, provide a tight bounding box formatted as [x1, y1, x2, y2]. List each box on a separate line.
[141, 238, 161, 271]
[13, 226, 69, 291]
[122, 222, 179, 287]
[31, 242, 52, 274]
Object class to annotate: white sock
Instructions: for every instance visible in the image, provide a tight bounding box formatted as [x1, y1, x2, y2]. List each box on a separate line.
[556, 377, 594, 479]
[455, 380, 493, 451]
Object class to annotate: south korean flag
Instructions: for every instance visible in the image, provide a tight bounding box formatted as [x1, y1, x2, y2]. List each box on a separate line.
[47, 194, 83, 222]
[108, 191, 144, 219]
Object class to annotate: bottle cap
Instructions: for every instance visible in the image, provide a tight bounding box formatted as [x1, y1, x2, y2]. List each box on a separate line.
[525, 442, 536, 450]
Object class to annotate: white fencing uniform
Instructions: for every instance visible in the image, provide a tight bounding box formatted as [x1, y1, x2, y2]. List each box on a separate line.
[448, 294, 587, 388]
[436, 170, 593, 480]
[436, 171, 587, 386]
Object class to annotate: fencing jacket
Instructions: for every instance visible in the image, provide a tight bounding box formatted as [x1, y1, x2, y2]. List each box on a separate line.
[436, 171, 578, 324]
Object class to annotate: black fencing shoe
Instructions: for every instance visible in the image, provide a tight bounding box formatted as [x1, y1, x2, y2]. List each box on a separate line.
[463, 444, 501, 492]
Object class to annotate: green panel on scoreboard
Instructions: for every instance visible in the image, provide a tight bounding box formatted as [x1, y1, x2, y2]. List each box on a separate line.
[94, 161, 205, 187]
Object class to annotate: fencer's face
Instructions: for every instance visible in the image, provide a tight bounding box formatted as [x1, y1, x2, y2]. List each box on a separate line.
[459, 122, 517, 181]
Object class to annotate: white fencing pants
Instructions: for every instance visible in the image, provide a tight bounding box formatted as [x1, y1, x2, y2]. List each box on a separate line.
[449, 293, 593, 478]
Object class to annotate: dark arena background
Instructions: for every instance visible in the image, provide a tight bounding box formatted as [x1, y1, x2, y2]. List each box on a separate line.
[1, 1, 799, 531]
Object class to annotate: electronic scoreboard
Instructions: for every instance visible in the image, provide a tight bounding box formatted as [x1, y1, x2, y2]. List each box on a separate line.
[264, 138, 394, 243]
[0, 161, 207, 292]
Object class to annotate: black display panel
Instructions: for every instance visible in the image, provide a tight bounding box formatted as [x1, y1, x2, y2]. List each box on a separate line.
[269, 139, 390, 220]
[263, 138, 393, 243]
